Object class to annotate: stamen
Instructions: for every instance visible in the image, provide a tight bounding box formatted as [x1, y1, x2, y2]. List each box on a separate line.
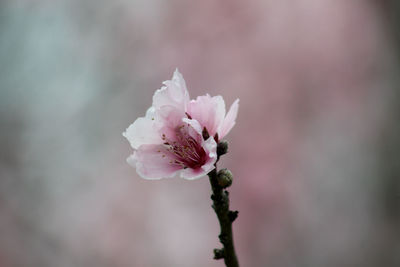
[162, 124, 207, 169]
[185, 112, 192, 119]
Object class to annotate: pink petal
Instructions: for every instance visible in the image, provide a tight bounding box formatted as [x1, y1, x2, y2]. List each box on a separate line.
[180, 167, 209, 180]
[157, 105, 188, 142]
[157, 105, 185, 126]
[218, 99, 239, 139]
[152, 69, 190, 113]
[128, 144, 182, 179]
[186, 94, 226, 138]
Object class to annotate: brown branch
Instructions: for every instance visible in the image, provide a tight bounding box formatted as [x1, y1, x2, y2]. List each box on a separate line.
[207, 141, 239, 267]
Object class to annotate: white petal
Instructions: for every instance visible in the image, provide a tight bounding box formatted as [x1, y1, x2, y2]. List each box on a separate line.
[145, 106, 156, 119]
[180, 167, 210, 180]
[182, 118, 203, 134]
[122, 116, 162, 150]
[203, 136, 218, 162]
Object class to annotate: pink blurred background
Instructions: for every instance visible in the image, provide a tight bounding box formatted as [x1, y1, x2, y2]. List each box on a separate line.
[1, 0, 399, 266]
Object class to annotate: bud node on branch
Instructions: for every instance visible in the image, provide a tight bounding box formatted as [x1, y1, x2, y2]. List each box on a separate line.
[213, 248, 225, 260]
[228, 210, 239, 222]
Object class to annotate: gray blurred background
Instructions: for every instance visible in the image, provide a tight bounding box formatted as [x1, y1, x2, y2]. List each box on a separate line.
[1, 0, 399, 266]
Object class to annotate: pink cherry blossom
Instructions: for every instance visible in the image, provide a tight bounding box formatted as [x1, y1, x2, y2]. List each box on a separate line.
[123, 69, 239, 180]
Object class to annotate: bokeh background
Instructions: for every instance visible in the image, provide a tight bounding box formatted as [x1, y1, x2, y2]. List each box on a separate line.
[1, 0, 400, 266]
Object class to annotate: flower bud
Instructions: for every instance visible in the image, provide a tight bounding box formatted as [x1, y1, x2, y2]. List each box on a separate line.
[217, 168, 233, 188]
[217, 140, 228, 156]
[213, 248, 225, 259]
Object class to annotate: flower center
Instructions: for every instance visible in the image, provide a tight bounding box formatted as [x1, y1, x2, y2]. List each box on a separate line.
[161, 125, 207, 169]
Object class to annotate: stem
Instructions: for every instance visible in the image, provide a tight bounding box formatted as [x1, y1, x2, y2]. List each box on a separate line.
[208, 165, 239, 267]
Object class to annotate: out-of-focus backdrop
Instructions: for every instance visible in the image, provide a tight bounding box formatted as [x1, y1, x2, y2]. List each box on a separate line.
[1, 1, 399, 266]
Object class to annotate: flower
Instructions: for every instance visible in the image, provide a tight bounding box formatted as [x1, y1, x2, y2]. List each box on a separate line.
[123, 69, 239, 180]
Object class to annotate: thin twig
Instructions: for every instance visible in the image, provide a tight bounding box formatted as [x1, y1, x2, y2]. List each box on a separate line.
[207, 148, 239, 267]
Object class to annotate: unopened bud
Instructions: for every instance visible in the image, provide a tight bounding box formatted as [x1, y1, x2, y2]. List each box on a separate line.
[217, 168, 233, 188]
[217, 140, 228, 156]
[228, 210, 239, 222]
[213, 248, 225, 259]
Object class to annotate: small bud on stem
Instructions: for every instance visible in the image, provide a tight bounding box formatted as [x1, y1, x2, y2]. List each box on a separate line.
[217, 169, 233, 188]
[208, 163, 239, 267]
[214, 248, 225, 259]
[217, 140, 229, 156]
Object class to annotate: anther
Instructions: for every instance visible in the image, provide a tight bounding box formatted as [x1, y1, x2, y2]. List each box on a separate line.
[185, 112, 192, 119]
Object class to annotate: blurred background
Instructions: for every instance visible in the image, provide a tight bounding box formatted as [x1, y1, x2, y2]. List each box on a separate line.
[1, 0, 399, 266]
